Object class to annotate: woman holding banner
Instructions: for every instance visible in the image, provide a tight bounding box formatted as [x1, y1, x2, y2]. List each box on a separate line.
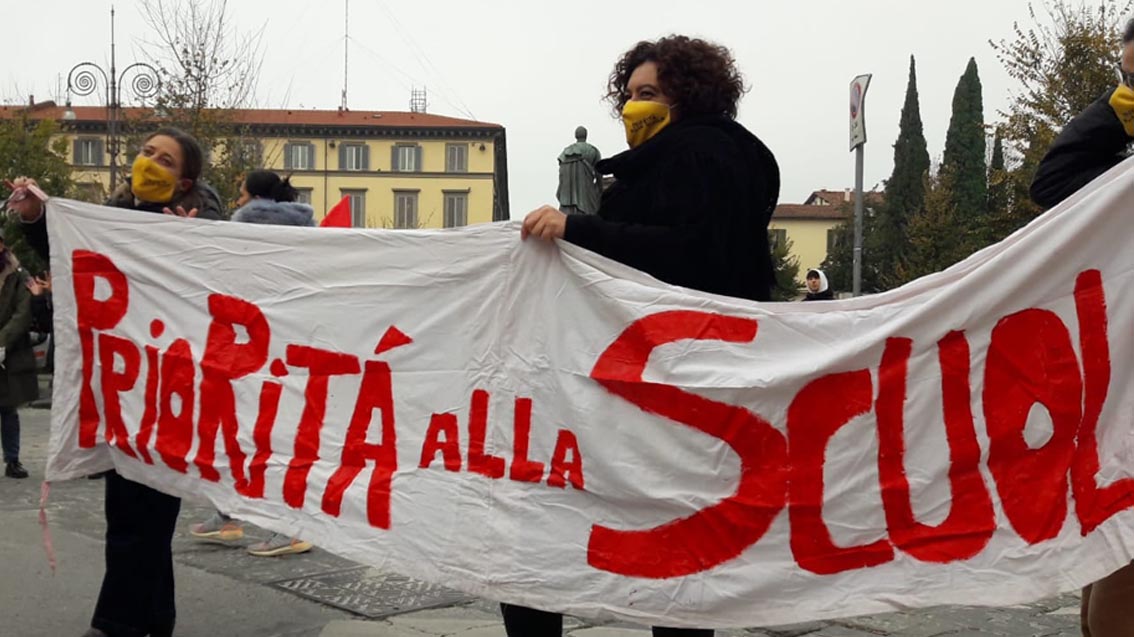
[1031, 19, 1134, 637]
[8, 126, 221, 637]
[519, 34, 780, 636]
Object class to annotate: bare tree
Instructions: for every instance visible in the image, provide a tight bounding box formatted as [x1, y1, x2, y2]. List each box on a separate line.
[141, 0, 263, 112]
[124, 0, 267, 211]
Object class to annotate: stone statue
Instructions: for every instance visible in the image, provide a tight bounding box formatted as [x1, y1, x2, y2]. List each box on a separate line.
[556, 126, 602, 215]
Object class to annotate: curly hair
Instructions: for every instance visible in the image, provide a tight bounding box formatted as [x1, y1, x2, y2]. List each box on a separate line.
[606, 35, 746, 119]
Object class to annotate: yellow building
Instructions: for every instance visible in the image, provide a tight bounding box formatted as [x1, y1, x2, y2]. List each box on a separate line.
[16, 102, 509, 227]
[769, 189, 881, 274]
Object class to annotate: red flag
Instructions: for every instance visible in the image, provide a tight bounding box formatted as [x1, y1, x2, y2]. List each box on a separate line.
[321, 195, 352, 228]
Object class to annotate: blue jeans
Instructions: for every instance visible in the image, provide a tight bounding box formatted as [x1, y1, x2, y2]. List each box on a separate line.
[0, 405, 19, 464]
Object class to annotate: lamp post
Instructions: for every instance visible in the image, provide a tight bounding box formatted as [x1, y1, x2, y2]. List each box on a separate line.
[65, 7, 160, 189]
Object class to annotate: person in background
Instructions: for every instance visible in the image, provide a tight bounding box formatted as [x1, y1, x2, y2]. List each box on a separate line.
[519, 34, 780, 637]
[26, 271, 52, 372]
[189, 169, 315, 557]
[0, 228, 37, 479]
[802, 268, 834, 301]
[8, 126, 221, 637]
[1030, 19, 1134, 637]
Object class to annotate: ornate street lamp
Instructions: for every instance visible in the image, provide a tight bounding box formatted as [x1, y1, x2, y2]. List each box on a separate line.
[65, 7, 160, 188]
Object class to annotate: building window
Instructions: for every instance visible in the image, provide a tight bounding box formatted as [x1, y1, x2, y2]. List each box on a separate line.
[394, 191, 419, 229]
[827, 228, 842, 253]
[340, 143, 369, 171]
[295, 188, 313, 205]
[231, 139, 262, 167]
[446, 144, 468, 173]
[770, 228, 787, 251]
[74, 137, 104, 166]
[392, 144, 422, 172]
[342, 189, 366, 227]
[444, 192, 468, 228]
[284, 142, 314, 170]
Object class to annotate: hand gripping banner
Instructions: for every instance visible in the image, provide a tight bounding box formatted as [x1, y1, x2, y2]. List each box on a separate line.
[45, 158, 1134, 628]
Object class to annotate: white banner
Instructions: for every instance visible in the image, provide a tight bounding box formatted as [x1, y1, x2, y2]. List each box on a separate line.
[45, 159, 1134, 628]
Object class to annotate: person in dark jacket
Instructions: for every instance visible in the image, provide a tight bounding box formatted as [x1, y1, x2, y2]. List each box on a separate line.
[523, 36, 779, 305]
[1031, 20, 1134, 637]
[518, 35, 780, 637]
[9, 127, 221, 637]
[0, 228, 38, 479]
[802, 268, 835, 301]
[1031, 24, 1134, 209]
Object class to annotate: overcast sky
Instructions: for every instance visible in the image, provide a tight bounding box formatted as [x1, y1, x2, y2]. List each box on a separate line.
[6, 0, 1089, 217]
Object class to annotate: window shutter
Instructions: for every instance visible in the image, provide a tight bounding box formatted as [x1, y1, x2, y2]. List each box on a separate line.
[307, 143, 316, 170]
[415, 146, 423, 172]
[339, 144, 347, 170]
[390, 146, 399, 172]
[284, 144, 293, 170]
[73, 139, 80, 164]
[95, 139, 105, 166]
[362, 144, 371, 171]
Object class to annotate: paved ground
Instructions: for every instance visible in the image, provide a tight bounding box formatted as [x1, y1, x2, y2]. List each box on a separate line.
[0, 397, 1084, 637]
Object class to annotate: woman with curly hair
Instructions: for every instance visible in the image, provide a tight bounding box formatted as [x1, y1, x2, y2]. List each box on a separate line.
[522, 34, 779, 303]
[516, 35, 781, 636]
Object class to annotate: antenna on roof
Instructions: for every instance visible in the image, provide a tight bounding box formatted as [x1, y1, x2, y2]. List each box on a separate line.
[409, 87, 427, 114]
[340, 0, 349, 111]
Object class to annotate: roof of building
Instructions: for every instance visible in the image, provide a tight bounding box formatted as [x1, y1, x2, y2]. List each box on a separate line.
[0, 101, 503, 131]
[772, 204, 849, 220]
[805, 189, 885, 207]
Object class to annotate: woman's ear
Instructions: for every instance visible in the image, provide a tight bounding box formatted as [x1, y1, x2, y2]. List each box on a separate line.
[179, 178, 194, 193]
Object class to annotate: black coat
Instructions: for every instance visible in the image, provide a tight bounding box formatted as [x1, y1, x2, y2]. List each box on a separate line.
[803, 289, 835, 302]
[1031, 87, 1134, 208]
[564, 115, 780, 302]
[22, 180, 224, 262]
[0, 257, 38, 407]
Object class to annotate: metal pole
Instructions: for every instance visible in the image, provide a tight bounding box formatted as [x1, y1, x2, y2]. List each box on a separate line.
[853, 145, 865, 297]
[108, 6, 119, 188]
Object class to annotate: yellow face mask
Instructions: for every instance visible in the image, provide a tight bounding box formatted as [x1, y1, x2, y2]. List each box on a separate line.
[131, 155, 179, 203]
[622, 100, 672, 149]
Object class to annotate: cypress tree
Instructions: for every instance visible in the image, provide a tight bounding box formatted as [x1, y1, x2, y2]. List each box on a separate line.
[941, 58, 988, 227]
[874, 55, 930, 288]
[986, 128, 1011, 241]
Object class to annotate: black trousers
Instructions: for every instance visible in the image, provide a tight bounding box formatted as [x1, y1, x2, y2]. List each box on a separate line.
[91, 472, 181, 637]
[501, 604, 713, 637]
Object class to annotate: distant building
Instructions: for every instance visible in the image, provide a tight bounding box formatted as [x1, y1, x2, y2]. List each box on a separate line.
[770, 189, 883, 272]
[4, 101, 509, 228]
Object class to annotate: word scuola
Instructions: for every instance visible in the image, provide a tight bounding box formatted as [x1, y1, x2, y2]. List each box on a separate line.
[72, 250, 586, 534]
[73, 250, 1134, 580]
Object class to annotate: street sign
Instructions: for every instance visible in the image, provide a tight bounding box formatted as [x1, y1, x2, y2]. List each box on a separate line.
[850, 74, 872, 151]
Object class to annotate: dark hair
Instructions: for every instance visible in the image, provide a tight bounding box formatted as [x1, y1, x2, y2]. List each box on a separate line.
[1125, 18, 1134, 44]
[144, 127, 204, 183]
[244, 169, 298, 203]
[806, 270, 821, 279]
[606, 35, 746, 119]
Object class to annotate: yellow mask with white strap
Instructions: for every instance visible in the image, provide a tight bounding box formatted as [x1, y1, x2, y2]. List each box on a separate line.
[1109, 83, 1134, 137]
[622, 100, 672, 149]
[131, 155, 178, 203]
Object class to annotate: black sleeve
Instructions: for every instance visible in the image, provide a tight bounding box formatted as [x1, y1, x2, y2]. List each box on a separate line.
[21, 214, 49, 262]
[1031, 88, 1134, 209]
[30, 293, 52, 333]
[563, 150, 740, 290]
